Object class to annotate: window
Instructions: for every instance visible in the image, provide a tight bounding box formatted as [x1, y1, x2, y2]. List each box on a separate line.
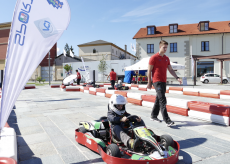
[197, 61, 214, 77]
[199, 21, 209, 31]
[147, 44, 154, 53]
[147, 26, 155, 35]
[170, 43, 177, 52]
[201, 41, 209, 51]
[112, 49, 114, 53]
[169, 24, 178, 33]
[214, 74, 219, 77]
[93, 48, 96, 53]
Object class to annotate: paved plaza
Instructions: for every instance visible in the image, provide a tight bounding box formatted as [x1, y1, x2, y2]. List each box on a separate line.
[7, 84, 230, 164]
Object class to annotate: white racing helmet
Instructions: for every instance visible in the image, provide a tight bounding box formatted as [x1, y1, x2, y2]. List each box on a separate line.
[109, 94, 127, 116]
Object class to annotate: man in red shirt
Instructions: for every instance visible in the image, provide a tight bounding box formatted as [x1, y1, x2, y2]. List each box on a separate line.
[76, 70, 81, 85]
[147, 40, 182, 127]
[107, 69, 117, 89]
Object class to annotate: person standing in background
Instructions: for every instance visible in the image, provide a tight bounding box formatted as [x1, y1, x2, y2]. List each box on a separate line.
[107, 69, 117, 89]
[76, 70, 81, 85]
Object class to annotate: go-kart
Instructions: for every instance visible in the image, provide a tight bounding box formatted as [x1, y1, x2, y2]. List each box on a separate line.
[75, 115, 180, 164]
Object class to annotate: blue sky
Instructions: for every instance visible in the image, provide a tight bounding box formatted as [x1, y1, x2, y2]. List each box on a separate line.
[1, 0, 230, 56]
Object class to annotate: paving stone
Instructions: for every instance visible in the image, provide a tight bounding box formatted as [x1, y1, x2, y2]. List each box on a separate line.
[17, 133, 50, 147]
[19, 126, 44, 136]
[17, 118, 39, 128]
[49, 135, 73, 148]
[194, 152, 230, 164]
[42, 126, 64, 137]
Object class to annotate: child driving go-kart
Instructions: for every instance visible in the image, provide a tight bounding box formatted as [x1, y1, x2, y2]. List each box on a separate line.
[107, 94, 145, 149]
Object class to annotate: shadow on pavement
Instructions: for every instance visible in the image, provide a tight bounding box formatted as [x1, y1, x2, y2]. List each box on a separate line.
[71, 158, 104, 164]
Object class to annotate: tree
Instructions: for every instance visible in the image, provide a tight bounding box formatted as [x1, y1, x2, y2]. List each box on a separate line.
[64, 64, 72, 76]
[70, 46, 74, 54]
[64, 43, 70, 56]
[98, 55, 108, 82]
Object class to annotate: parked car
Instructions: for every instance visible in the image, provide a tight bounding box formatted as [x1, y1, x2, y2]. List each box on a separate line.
[200, 73, 229, 84]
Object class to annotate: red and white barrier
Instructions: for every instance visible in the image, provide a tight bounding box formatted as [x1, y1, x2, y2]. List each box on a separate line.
[60, 85, 66, 91]
[138, 85, 147, 91]
[96, 88, 106, 93]
[188, 101, 230, 126]
[84, 90, 89, 94]
[142, 101, 154, 108]
[114, 91, 128, 97]
[131, 87, 139, 90]
[183, 88, 199, 96]
[105, 90, 115, 94]
[0, 128, 17, 162]
[80, 86, 84, 92]
[66, 86, 80, 92]
[198, 89, 220, 99]
[24, 84, 35, 89]
[96, 92, 105, 97]
[166, 98, 189, 116]
[168, 87, 183, 95]
[0, 157, 17, 164]
[126, 93, 144, 106]
[220, 90, 230, 99]
[50, 84, 61, 88]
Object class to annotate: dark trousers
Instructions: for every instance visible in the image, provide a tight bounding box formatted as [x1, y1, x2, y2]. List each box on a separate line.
[77, 79, 81, 85]
[151, 82, 170, 123]
[111, 80, 115, 88]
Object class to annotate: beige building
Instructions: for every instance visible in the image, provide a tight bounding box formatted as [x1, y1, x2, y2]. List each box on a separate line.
[78, 40, 137, 61]
[133, 21, 230, 78]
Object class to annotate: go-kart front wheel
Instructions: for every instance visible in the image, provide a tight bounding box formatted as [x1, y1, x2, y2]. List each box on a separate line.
[160, 135, 173, 151]
[106, 144, 121, 158]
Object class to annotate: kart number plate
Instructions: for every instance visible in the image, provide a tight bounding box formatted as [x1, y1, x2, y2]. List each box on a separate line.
[134, 127, 151, 137]
[86, 138, 91, 145]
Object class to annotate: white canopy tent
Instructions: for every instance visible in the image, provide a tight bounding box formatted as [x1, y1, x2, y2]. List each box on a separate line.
[124, 57, 185, 71]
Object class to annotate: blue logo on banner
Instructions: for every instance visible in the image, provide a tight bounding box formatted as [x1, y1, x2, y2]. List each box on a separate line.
[18, 11, 29, 24]
[47, 0, 63, 9]
[34, 18, 58, 38]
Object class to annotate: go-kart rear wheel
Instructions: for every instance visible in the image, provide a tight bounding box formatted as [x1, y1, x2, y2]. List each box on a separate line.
[79, 127, 87, 134]
[160, 135, 173, 151]
[106, 144, 121, 158]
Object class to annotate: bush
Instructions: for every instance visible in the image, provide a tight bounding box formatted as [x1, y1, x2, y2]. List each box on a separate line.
[42, 79, 46, 84]
[36, 76, 42, 83]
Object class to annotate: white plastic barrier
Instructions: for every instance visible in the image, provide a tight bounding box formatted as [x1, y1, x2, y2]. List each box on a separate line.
[168, 90, 183, 95]
[105, 90, 115, 94]
[84, 90, 89, 94]
[0, 128, 17, 162]
[188, 110, 229, 126]
[89, 88, 97, 92]
[72, 83, 78, 86]
[125, 84, 131, 87]
[198, 89, 220, 94]
[183, 88, 200, 92]
[127, 93, 144, 100]
[66, 86, 80, 89]
[96, 92, 105, 97]
[166, 97, 189, 109]
[131, 87, 139, 90]
[220, 95, 230, 99]
[138, 85, 147, 88]
[147, 89, 156, 92]
[142, 101, 154, 108]
[80, 86, 84, 89]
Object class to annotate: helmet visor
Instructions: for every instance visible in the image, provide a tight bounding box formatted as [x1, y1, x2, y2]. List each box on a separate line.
[114, 104, 125, 111]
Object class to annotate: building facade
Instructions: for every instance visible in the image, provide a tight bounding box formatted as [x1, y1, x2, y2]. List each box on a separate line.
[78, 40, 137, 61]
[133, 21, 230, 78]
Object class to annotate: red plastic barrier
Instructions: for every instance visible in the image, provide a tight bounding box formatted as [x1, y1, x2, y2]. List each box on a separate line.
[80, 89, 84, 92]
[99, 85, 104, 87]
[131, 84, 138, 87]
[141, 95, 156, 102]
[66, 88, 80, 92]
[188, 101, 230, 117]
[89, 91, 96, 95]
[199, 93, 220, 99]
[96, 88, 106, 93]
[25, 86, 35, 89]
[84, 87, 90, 90]
[51, 85, 60, 88]
[138, 88, 147, 91]
[122, 83, 126, 86]
[166, 90, 169, 93]
[86, 85, 93, 87]
[127, 98, 142, 106]
[114, 91, 127, 97]
[183, 91, 199, 96]
[169, 87, 183, 91]
[220, 90, 230, 95]
[166, 105, 188, 116]
[0, 158, 17, 164]
[104, 83, 111, 85]
[105, 93, 112, 98]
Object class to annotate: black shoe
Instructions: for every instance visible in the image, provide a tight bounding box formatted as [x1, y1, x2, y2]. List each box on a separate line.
[166, 120, 175, 127]
[150, 117, 162, 122]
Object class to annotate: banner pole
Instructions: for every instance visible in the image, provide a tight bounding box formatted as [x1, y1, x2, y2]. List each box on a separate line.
[49, 52, 51, 85]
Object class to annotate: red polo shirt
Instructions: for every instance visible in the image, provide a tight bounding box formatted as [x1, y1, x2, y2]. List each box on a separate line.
[110, 71, 116, 80]
[77, 72, 81, 79]
[149, 52, 170, 83]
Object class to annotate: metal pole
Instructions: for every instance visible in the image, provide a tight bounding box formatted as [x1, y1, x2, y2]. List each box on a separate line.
[194, 59, 196, 86]
[221, 60, 223, 84]
[49, 52, 50, 85]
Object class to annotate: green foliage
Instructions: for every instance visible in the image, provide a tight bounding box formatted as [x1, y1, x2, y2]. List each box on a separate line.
[64, 43, 70, 55]
[64, 64, 72, 72]
[42, 79, 46, 84]
[36, 76, 42, 83]
[98, 54, 108, 73]
[70, 46, 74, 54]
